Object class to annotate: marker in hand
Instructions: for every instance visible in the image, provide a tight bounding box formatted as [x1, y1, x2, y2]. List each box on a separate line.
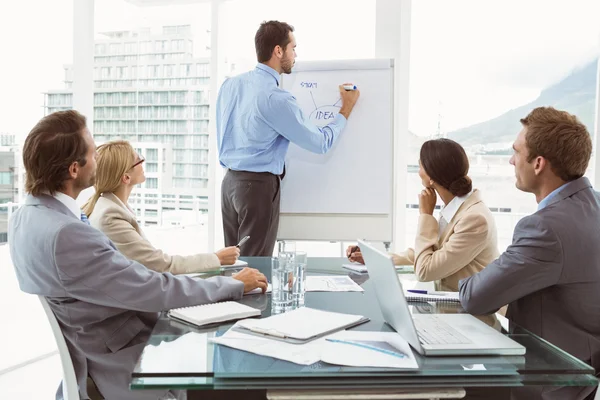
[343, 84, 357, 91]
[236, 235, 250, 248]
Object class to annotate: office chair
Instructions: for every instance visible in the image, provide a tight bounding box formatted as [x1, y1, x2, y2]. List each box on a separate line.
[38, 295, 81, 400]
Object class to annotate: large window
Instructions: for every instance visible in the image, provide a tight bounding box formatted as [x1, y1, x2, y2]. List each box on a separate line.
[220, 0, 375, 72]
[407, 0, 599, 251]
[2, 1, 598, 397]
[90, 0, 213, 232]
[0, 172, 12, 185]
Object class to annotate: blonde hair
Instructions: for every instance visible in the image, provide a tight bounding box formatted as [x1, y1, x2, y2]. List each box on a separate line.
[82, 140, 137, 216]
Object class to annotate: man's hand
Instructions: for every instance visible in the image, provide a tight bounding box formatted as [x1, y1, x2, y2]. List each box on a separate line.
[346, 245, 365, 264]
[418, 187, 437, 215]
[338, 83, 360, 119]
[232, 267, 268, 293]
[215, 246, 240, 265]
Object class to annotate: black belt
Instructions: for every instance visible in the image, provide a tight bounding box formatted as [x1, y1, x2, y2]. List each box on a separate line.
[228, 165, 285, 180]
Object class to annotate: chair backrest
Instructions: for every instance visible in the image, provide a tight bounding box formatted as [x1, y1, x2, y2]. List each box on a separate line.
[38, 296, 80, 400]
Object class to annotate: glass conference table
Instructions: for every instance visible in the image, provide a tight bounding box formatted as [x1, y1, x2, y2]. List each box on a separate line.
[131, 257, 597, 399]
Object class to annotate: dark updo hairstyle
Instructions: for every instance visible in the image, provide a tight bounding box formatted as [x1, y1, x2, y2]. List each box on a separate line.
[420, 138, 472, 197]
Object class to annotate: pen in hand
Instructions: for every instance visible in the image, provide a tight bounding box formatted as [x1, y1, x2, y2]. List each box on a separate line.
[236, 235, 250, 248]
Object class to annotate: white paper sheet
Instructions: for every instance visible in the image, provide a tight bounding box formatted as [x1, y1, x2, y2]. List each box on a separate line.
[210, 327, 418, 369]
[320, 331, 418, 369]
[222, 259, 249, 269]
[342, 263, 368, 273]
[343, 264, 414, 274]
[211, 327, 323, 365]
[245, 283, 272, 296]
[140, 332, 209, 372]
[306, 276, 364, 292]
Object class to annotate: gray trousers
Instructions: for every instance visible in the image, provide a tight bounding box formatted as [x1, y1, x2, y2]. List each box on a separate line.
[221, 169, 281, 256]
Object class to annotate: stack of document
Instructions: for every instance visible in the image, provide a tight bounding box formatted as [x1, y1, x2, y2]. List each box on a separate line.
[221, 259, 249, 269]
[211, 328, 418, 369]
[234, 307, 369, 343]
[342, 263, 412, 274]
[182, 260, 249, 279]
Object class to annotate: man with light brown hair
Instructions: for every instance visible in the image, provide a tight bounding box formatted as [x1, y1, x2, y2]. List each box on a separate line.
[460, 107, 599, 399]
[10, 110, 268, 400]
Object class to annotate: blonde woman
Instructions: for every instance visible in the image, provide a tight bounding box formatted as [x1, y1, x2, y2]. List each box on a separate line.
[83, 140, 239, 274]
[348, 139, 499, 292]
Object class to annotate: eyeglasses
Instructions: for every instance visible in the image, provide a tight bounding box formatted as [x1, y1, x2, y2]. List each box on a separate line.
[130, 155, 145, 169]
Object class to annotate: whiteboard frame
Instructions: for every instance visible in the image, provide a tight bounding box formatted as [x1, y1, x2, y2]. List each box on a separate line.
[277, 58, 395, 242]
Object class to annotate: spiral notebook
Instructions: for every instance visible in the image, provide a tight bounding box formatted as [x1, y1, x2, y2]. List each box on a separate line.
[168, 301, 260, 327]
[403, 291, 460, 303]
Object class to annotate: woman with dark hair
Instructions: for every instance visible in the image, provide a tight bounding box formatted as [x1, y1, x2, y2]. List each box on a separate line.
[348, 139, 499, 292]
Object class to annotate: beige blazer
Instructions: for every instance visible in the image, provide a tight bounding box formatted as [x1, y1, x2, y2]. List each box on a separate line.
[396, 189, 499, 292]
[89, 192, 220, 274]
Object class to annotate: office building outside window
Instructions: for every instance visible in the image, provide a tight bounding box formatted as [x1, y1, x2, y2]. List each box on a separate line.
[44, 24, 211, 226]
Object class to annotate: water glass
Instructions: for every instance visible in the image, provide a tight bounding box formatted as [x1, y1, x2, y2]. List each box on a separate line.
[271, 257, 293, 310]
[278, 240, 296, 255]
[292, 251, 307, 306]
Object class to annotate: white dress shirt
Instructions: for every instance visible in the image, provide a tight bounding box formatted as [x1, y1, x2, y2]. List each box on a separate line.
[438, 190, 473, 237]
[53, 191, 83, 219]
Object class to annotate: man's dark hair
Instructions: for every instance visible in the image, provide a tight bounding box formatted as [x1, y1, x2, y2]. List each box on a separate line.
[23, 110, 89, 196]
[255, 20, 295, 63]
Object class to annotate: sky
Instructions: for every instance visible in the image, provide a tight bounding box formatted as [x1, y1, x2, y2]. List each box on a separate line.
[0, 0, 598, 140]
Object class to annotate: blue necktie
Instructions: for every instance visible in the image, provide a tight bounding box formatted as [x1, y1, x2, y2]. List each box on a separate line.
[80, 212, 90, 225]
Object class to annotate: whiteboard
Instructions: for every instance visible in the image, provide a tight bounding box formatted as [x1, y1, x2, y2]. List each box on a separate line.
[278, 59, 394, 242]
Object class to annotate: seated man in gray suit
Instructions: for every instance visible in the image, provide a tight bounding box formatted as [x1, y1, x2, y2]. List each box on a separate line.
[460, 107, 600, 400]
[9, 110, 268, 400]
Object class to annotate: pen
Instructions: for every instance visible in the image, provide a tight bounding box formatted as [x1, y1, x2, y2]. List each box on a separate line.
[407, 289, 451, 296]
[326, 338, 406, 359]
[348, 246, 358, 257]
[342, 84, 357, 91]
[236, 235, 250, 248]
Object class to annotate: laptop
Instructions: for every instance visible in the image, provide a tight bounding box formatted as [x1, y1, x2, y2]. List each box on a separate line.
[358, 239, 525, 356]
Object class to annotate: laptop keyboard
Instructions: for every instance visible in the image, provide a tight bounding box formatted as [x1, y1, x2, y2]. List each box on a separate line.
[414, 317, 473, 345]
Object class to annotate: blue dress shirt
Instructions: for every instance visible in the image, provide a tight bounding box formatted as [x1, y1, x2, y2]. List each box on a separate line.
[216, 63, 347, 175]
[537, 182, 569, 211]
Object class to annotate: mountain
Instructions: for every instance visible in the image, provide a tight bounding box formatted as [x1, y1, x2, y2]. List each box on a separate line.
[447, 59, 598, 148]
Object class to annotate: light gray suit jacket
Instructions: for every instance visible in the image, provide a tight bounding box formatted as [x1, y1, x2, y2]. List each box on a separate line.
[9, 195, 244, 400]
[460, 177, 600, 400]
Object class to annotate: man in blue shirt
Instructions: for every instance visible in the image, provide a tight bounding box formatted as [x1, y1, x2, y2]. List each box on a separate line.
[216, 20, 360, 256]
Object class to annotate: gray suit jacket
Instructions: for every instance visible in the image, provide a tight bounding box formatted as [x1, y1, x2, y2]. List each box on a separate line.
[9, 195, 244, 400]
[460, 177, 600, 400]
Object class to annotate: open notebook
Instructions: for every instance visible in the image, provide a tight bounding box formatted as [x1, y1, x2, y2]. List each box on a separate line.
[168, 301, 260, 327]
[403, 291, 460, 303]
